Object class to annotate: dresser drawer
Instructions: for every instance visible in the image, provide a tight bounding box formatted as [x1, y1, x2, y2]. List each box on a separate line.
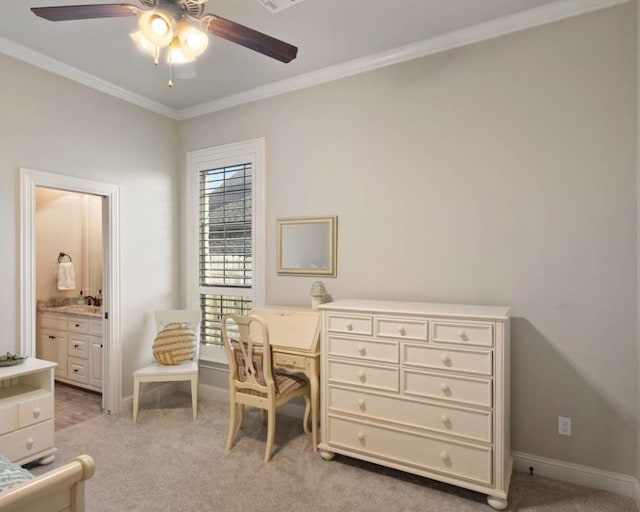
[68, 317, 89, 334]
[403, 370, 492, 408]
[328, 336, 398, 364]
[68, 333, 90, 359]
[328, 386, 492, 443]
[1, 420, 55, 463]
[273, 353, 308, 372]
[328, 360, 399, 392]
[68, 358, 89, 384]
[41, 314, 67, 331]
[18, 394, 54, 428]
[432, 321, 493, 347]
[327, 415, 492, 485]
[376, 317, 428, 341]
[403, 344, 492, 376]
[327, 314, 373, 336]
[0, 403, 17, 435]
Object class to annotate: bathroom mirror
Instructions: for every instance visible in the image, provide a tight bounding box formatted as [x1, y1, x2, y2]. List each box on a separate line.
[277, 216, 337, 276]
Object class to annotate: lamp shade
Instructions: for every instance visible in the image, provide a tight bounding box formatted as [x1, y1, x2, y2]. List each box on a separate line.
[139, 10, 174, 47]
[309, 281, 327, 297]
[176, 22, 209, 58]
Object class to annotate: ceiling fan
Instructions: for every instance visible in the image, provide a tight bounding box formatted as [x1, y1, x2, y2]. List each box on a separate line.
[32, 0, 298, 85]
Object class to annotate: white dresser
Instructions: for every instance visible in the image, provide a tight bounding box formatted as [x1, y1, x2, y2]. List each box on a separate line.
[318, 299, 511, 510]
[0, 358, 56, 466]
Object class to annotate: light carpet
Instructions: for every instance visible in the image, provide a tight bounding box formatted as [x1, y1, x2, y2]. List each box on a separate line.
[30, 392, 637, 512]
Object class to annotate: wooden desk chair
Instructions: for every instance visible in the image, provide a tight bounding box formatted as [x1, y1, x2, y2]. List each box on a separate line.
[222, 313, 311, 462]
[132, 310, 202, 423]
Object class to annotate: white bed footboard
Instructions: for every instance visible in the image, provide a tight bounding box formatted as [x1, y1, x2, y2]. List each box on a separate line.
[0, 455, 95, 512]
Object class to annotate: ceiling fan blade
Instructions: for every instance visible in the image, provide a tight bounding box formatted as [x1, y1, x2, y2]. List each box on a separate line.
[200, 14, 297, 63]
[31, 4, 140, 22]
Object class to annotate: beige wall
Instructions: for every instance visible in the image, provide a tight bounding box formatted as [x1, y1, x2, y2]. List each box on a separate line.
[0, 53, 180, 397]
[181, 4, 637, 474]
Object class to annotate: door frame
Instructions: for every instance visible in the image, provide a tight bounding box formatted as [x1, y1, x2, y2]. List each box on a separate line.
[19, 168, 122, 414]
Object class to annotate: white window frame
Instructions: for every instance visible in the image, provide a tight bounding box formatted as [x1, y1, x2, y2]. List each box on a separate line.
[186, 138, 265, 363]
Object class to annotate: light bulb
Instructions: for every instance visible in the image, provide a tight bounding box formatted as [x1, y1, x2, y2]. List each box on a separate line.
[176, 22, 208, 58]
[139, 10, 174, 47]
[151, 17, 169, 36]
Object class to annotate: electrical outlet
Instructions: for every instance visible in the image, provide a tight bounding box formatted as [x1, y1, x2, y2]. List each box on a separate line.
[558, 416, 571, 436]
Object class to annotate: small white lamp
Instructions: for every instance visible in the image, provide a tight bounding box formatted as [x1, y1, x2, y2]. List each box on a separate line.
[309, 281, 327, 309]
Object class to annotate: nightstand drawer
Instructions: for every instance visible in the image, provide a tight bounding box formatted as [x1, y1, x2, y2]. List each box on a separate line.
[18, 394, 54, 428]
[0, 404, 17, 435]
[1, 420, 55, 463]
[327, 416, 492, 485]
[328, 336, 398, 364]
[328, 360, 398, 392]
[403, 345, 492, 376]
[403, 370, 492, 407]
[376, 317, 428, 341]
[432, 321, 494, 347]
[327, 314, 373, 336]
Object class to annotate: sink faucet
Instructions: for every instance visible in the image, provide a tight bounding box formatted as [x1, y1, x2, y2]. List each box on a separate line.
[85, 296, 101, 307]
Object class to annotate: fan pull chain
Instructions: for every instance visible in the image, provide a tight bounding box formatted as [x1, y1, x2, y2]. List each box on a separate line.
[168, 47, 173, 88]
[153, 46, 159, 66]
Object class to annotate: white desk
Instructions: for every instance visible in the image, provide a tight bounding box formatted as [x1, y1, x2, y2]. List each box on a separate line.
[250, 307, 321, 452]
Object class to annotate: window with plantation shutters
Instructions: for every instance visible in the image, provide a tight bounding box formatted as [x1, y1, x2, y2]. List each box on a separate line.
[187, 139, 265, 361]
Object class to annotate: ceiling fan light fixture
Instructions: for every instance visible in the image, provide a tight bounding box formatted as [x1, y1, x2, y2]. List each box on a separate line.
[168, 37, 196, 64]
[139, 10, 174, 47]
[176, 22, 209, 58]
[130, 31, 156, 56]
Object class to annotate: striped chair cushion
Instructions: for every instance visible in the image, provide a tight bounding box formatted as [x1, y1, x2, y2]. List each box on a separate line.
[238, 372, 307, 398]
[152, 322, 196, 365]
[0, 454, 32, 491]
[231, 340, 274, 390]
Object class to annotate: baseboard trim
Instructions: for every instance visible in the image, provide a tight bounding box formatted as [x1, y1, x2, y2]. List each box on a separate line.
[634, 477, 640, 509]
[512, 450, 636, 498]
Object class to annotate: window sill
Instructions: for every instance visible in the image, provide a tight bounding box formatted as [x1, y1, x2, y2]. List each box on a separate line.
[199, 344, 228, 366]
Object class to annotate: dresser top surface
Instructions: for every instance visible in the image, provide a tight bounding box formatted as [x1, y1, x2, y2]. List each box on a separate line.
[319, 299, 511, 320]
[0, 357, 56, 379]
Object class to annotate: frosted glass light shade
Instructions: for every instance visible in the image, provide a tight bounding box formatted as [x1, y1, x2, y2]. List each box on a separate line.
[168, 37, 196, 64]
[139, 10, 173, 47]
[130, 31, 156, 56]
[176, 22, 209, 58]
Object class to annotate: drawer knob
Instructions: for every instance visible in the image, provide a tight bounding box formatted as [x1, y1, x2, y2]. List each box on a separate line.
[74, 344, 79, 349]
[74, 368, 79, 373]
[440, 451, 450, 461]
[75, 323, 80, 327]
[398, 326, 406, 336]
[26, 438, 34, 450]
[440, 414, 450, 425]
[346, 322, 353, 331]
[357, 399, 366, 409]
[357, 344, 366, 355]
[33, 407, 41, 419]
[440, 383, 451, 395]
[357, 370, 365, 381]
[48, 335, 55, 340]
[357, 432, 365, 441]
[440, 354, 452, 366]
[457, 329, 466, 338]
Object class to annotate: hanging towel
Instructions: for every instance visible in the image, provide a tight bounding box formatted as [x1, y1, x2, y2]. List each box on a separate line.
[57, 262, 76, 291]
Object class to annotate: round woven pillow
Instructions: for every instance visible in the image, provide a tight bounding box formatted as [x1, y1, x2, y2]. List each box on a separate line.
[152, 322, 197, 365]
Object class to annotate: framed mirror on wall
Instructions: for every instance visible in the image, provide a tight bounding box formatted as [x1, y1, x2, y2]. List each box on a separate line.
[277, 216, 337, 277]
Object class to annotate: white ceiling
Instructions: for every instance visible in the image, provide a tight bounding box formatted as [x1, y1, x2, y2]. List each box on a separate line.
[0, 0, 624, 118]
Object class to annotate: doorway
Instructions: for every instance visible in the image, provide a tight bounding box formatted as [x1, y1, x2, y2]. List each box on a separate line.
[20, 168, 122, 415]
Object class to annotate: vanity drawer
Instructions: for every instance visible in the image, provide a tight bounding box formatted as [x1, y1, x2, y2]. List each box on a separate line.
[68, 317, 89, 334]
[431, 321, 493, 347]
[40, 314, 67, 331]
[328, 360, 399, 393]
[18, 394, 54, 428]
[376, 317, 428, 341]
[273, 353, 307, 372]
[328, 386, 492, 443]
[403, 370, 492, 408]
[327, 416, 492, 485]
[68, 333, 89, 359]
[0, 404, 17, 435]
[403, 345, 492, 376]
[327, 314, 373, 336]
[328, 336, 398, 364]
[1, 420, 55, 463]
[68, 358, 89, 384]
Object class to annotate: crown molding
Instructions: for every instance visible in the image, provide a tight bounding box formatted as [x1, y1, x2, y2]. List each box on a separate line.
[178, 0, 630, 120]
[0, 35, 179, 120]
[0, 0, 629, 121]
